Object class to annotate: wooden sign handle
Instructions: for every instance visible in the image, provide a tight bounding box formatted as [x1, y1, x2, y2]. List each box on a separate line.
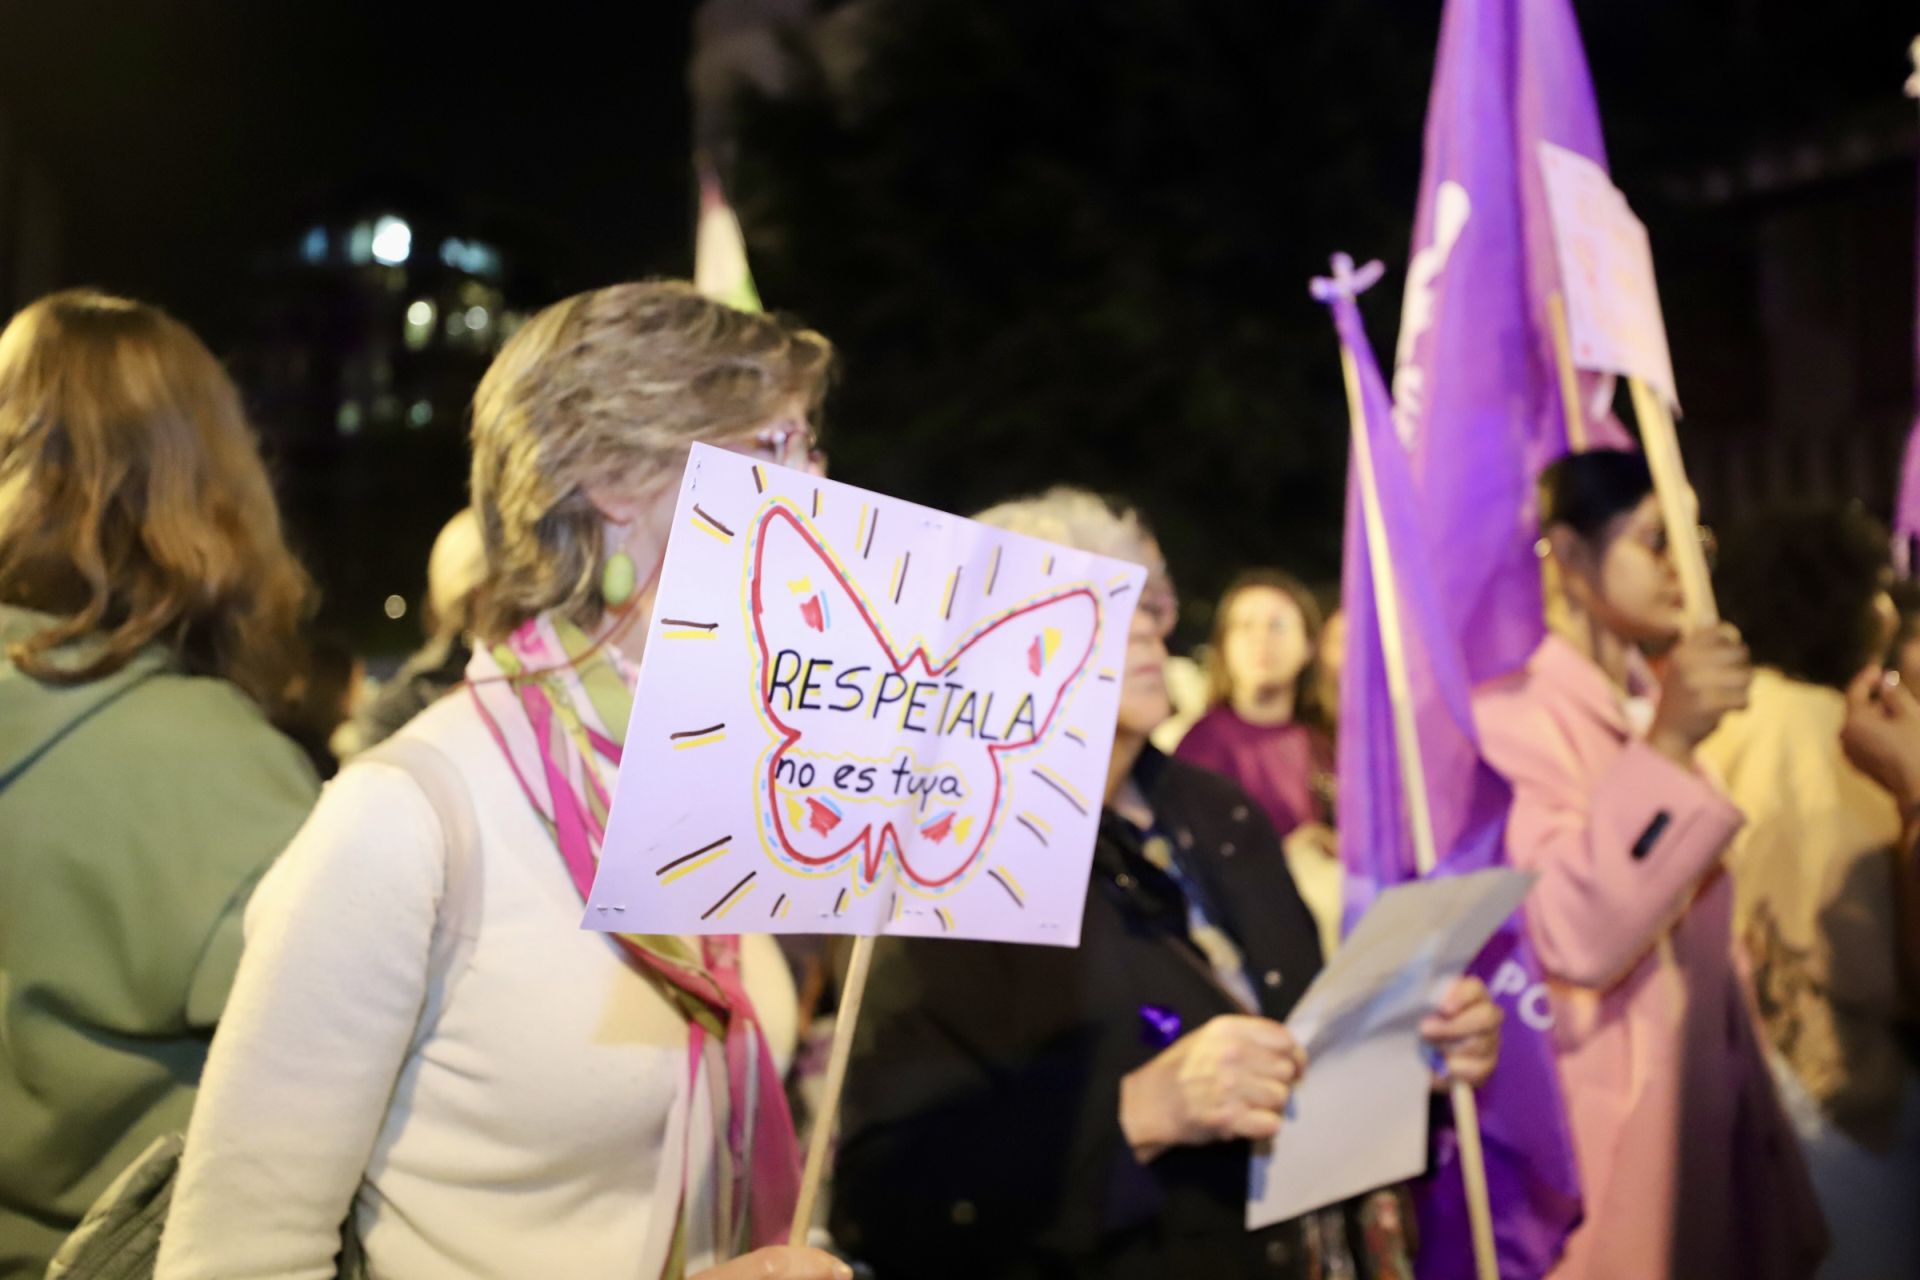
[788, 933, 878, 1243]
[1626, 377, 1718, 629]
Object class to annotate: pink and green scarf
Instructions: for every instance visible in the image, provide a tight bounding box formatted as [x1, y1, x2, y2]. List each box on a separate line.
[467, 613, 800, 1272]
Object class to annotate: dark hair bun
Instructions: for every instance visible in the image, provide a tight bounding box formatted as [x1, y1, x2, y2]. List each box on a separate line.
[1537, 449, 1653, 540]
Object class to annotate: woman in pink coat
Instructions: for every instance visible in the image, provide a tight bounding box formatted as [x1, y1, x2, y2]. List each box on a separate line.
[1472, 450, 1823, 1280]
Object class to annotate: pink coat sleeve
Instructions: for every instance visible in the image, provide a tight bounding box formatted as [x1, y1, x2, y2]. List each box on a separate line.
[1476, 693, 1743, 991]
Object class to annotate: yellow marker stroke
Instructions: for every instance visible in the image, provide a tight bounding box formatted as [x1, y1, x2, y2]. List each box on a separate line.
[713, 883, 754, 921]
[660, 845, 729, 885]
[995, 866, 1029, 902]
[672, 732, 726, 751]
[661, 629, 717, 641]
[691, 517, 731, 545]
[1032, 764, 1089, 810]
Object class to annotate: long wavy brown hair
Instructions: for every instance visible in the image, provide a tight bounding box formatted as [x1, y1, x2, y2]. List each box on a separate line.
[1203, 568, 1331, 733]
[0, 290, 312, 719]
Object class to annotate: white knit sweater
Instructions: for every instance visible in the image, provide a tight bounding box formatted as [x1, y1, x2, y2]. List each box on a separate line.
[157, 693, 797, 1279]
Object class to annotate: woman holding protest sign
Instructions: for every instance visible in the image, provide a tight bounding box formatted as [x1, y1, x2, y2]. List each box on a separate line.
[1471, 449, 1824, 1280]
[831, 487, 1503, 1280]
[159, 282, 853, 1280]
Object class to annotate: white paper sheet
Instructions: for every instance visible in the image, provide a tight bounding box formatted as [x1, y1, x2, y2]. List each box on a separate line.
[1246, 867, 1535, 1229]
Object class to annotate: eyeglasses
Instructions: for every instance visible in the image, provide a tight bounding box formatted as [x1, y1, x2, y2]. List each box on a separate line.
[725, 418, 826, 476]
[1628, 522, 1717, 570]
[1137, 577, 1179, 638]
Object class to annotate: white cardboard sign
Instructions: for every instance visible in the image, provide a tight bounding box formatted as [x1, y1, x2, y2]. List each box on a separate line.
[586, 444, 1144, 946]
[1539, 140, 1681, 411]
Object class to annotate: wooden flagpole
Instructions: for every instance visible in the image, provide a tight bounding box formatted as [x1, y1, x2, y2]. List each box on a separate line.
[1546, 292, 1590, 453]
[1625, 376, 1718, 628]
[1337, 343, 1501, 1280]
[788, 933, 878, 1242]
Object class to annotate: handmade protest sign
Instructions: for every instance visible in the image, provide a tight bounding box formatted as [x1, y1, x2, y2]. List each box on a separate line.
[586, 443, 1144, 946]
[1538, 140, 1680, 412]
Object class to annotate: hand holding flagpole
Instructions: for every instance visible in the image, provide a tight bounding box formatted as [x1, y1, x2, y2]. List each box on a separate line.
[1313, 254, 1500, 1280]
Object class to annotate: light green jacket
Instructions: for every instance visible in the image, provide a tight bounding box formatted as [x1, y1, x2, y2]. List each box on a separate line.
[0, 608, 318, 1278]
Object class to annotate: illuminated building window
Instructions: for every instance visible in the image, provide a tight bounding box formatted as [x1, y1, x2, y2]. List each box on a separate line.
[440, 237, 503, 278]
[404, 299, 436, 350]
[347, 222, 374, 265]
[300, 226, 328, 264]
[337, 401, 364, 435]
[370, 215, 412, 267]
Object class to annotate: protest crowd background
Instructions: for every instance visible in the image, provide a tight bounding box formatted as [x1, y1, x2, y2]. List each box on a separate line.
[3, 2, 1920, 1278]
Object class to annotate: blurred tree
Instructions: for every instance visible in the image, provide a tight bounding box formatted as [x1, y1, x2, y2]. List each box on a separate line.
[735, 0, 1439, 637]
[734, 0, 1918, 636]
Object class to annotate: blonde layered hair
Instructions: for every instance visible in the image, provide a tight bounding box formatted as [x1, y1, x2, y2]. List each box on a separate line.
[470, 281, 832, 639]
[972, 486, 1155, 565]
[0, 290, 312, 717]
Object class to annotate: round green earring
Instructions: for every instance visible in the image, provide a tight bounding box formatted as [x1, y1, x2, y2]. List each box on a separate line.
[601, 550, 637, 607]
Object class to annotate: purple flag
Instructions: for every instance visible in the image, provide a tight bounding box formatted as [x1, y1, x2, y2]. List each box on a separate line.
[1895, 427, 1920, 577]
[1346, 0, 1612, 1273]
[1375, 2, 1637, 1267]
[1895, 44, 1920, 574]
[1390, 0, 1631, 690]
[1323, 253, 1581, 1280]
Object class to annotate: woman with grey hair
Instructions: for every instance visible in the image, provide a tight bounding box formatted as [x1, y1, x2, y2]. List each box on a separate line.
[831, 487, 1503, 1279]
[160, 283, 853, 1280]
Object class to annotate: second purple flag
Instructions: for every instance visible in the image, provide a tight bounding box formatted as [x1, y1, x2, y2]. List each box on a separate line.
[1334, 0, 1635, 1274]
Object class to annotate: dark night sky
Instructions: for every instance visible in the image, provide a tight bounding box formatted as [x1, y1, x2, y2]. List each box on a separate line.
[2, 0, 1917, 649]
[0, 0, 700, 342]
[4, 1, 1915, 346]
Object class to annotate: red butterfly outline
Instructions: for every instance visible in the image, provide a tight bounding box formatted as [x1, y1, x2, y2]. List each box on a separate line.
[747, 503, 1098, 889]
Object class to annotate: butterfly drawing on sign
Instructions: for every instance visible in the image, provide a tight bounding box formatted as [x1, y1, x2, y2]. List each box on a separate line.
[747, 504, 1100, 893]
